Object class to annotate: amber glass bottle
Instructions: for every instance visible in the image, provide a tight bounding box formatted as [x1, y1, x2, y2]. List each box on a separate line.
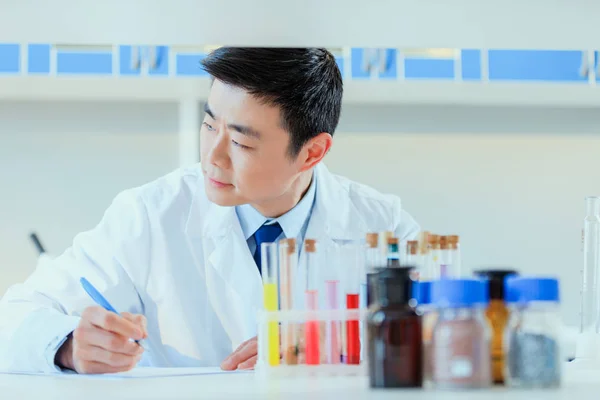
[367, 267, 422, 388]
[474, 269, 518, 384]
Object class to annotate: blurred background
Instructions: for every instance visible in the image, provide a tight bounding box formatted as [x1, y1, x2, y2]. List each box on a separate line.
[1, 0, 600, 328]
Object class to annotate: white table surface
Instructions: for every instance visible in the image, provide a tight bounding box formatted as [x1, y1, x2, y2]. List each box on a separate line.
[0, 363, 597, 400]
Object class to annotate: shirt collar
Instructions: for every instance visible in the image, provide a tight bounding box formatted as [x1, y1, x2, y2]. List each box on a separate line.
[235, 172, 317, 241]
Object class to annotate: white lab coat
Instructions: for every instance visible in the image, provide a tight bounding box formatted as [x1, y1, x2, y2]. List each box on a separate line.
[0, 163, 419, 372]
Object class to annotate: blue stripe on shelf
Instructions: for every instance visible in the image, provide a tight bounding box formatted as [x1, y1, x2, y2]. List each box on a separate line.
[351, 48, 369, 78]
[405, 58, 454, 79]
[0, 44, 20, 73]
[379, 49, 397, 79]
[149, 46, 169, 76]
[176, 54, 209, 76]
[488, 50, 586, 82]
[351, 48, 397, 79]
[335, 56, 344, 77]
[119, 46, 140, 76]
[461, 49, 481, 80]
[57, 51, 112, 75]
[27, 44, 50, 74]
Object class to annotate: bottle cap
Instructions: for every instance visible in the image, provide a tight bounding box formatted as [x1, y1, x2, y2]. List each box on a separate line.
[373, 267, 416, 306]
[473, 269, 519, 300]
[430, 279, 489, 308]
[505, 277, 560, 303]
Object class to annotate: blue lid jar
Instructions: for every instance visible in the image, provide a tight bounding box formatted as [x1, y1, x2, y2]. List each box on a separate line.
[414, 281, 431, 306]
[430, 279, 489, 308]
[504, 277, 560, 304]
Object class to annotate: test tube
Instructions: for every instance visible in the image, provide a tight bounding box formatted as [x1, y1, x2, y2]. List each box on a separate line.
[581, 196, 600, 334]
[439, 236, 449, 278]
[279, 238, 298, 365]
[363, 233, 380, 308]
[304, 239, 320, 365]
[427, 234, 441, 279]
[386, 237, 401, 268]
[448, 235, 462, 277]
[261, 242, 280, 366]
[405, 240, 420, 278]
[325, 244, 341, 364]
[343, 241, 363, 365]
[380, 231, 393, 259]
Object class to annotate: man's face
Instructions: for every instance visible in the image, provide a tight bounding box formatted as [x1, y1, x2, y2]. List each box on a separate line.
[200, 80, 305, 208]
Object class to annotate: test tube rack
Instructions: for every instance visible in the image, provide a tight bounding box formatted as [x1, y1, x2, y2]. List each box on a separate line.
[255, 308, 369, 378]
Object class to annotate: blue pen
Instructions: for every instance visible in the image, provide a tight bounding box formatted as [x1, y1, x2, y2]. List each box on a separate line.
[80, 277, 146, 348]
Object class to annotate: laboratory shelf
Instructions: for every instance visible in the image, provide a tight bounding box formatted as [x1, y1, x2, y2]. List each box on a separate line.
[2, 42, 600, 107]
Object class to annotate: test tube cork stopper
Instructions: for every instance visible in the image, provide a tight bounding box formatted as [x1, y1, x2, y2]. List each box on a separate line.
[440, 236, 449, 250]
[387, 237, 399, 245]
[304, 239, 316, 253]
[366, 233, 379, 248]
[428, 234, 440, 244]
[407, 240, 418, 255]
[280, 238, 296, 253]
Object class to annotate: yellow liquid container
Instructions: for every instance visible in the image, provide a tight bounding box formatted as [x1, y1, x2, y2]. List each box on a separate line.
[474, 269, 518, 385]
[486, 299, 509, 383]
[263, 283, 280, 366]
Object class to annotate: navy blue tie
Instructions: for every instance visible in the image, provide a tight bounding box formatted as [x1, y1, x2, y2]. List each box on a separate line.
[253, 222, 283, 274]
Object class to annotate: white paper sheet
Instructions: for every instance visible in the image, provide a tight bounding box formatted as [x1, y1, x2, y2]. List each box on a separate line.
[1, 367, 253, 379]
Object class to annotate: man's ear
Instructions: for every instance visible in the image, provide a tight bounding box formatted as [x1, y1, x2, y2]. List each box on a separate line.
[300, 132, 332, 171]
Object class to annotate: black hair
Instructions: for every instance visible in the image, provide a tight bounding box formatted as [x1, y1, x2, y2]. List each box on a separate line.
[201, 47, 343, 157]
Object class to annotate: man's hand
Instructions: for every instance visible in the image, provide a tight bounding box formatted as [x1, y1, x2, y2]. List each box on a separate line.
[55, 306, 147, 374]
[220, 336, 257, 371]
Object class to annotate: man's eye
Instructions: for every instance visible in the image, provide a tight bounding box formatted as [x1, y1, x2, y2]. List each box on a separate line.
[232, 140, 250, 150]
[203, 122, 216, 131]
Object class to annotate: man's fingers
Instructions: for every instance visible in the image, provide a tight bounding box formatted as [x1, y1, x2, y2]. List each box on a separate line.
[231, 337, 253, 354]
[238, 355, 257, 370]
[75, 344, 142, 368]
[74, 324, 143, 356]
[121, 312, 148, 338]
[221, 338, 257, 371]
[82, 307, 144, 340]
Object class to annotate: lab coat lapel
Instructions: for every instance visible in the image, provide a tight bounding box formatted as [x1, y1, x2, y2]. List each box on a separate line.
[297, 164, 368, 307]
[308, 163, 368, 243]
[185, 190, 263, 349]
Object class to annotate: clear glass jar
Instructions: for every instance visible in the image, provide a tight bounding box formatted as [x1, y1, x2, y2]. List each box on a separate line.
[504, 277, 562, 388]
[429, 279, 492, 389]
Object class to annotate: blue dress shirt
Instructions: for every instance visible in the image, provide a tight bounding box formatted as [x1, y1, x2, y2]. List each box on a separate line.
[235, 172, 317, 257]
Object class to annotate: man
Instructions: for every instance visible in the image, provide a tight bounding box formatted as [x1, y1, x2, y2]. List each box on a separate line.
[0, 48, 419, 374]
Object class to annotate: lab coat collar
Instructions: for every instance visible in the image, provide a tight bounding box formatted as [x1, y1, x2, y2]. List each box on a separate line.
[234, 170, 317, 241]
[186, 162, 367, 248]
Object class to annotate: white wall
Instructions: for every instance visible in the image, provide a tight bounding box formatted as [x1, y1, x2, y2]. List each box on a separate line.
[0, 102, 179, 296]
[327, 133, 600, 326]
[1, 101, 599, 326]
